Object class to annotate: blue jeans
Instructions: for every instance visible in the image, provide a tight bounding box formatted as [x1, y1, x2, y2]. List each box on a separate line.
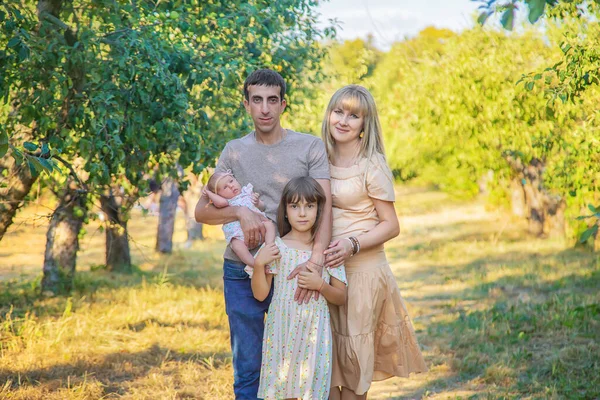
[223, 259, 272, 399]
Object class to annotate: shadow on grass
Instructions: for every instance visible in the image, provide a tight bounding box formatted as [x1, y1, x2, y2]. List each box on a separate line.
[121, 317, 223, 333]
[0, 247, 226, 318]
[397, 252, 600, 399]
[0, 343, 231, 396]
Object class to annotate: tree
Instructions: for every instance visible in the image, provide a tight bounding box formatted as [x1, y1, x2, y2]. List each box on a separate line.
[476, 0, 600, 243]
[0, 0, 333, 292]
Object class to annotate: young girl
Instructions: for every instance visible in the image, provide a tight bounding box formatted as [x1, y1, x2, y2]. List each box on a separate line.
[204, 171, 276, 266]
[245, 176, 347, 400]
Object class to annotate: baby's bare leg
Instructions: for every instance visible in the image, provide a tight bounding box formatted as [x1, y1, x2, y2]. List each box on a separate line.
[230, 238, 256, 267]
[263, 220, 276, 244]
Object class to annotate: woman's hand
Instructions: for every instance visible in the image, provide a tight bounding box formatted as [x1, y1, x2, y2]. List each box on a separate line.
[297, 264, 323, 291]
[254, 243, 280, 268]
[324, 238, 353, 268]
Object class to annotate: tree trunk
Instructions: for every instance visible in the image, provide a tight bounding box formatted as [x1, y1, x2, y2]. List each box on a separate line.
[100, 192, 132, 272]
[41, 187, 86, 294]
[505, 154, 565, 238]
[0, 146, 38, 241]
[156, 178, 180, 253]
[181, 174, 204, 246]
[544, 195, 566, 238]
[510, 178, 527, 218]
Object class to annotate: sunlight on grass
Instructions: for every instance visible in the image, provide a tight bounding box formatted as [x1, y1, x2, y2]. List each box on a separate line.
[0, 188, 598, 399]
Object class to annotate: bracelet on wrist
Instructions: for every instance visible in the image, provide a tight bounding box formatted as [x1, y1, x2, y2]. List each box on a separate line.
[348, 236, 361, 256]
[308, 259, 324, 268]
[318, 279, 326, 292]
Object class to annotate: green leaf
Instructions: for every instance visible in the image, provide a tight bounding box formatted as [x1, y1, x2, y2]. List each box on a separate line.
[7, 37, 20, 48]
[37, 157, 54, 173]
[526, 0, 546, 23]
[588, 204, 599, 213]
[579, 224, 598, 243]
[501, 8, 515, 31]
[23, 141, 38, 152]
[477, 11, 493, 26]
[0, 130, 7, 158]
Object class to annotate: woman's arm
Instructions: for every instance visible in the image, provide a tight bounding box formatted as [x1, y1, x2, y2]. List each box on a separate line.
[324, 199, 399, 267]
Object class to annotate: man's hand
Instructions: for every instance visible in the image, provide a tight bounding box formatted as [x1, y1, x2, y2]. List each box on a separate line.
[288, 257, 323, 304]
[238, 207, 267, 249]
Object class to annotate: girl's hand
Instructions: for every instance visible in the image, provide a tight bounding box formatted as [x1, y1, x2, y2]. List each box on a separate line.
[251, 192, 260, 207]
[297, 264, 323, 291]
[254, 243, 280, 268]
[324, 239, 353, 268]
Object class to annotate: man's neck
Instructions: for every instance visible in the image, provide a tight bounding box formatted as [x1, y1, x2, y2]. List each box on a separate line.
[255, 126, 286, 145]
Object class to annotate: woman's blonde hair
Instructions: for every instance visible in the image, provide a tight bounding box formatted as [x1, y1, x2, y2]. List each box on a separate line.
[321, 85, 387, 166]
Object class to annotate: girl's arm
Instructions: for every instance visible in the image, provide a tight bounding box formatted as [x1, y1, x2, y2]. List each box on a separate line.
[297, 266, 347, 305]
[324, 198, 399, 267]
[250, 243, 280, 301]
[319, 277, 346, 306]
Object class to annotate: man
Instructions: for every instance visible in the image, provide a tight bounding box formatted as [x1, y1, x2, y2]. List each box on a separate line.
[195, 69, 332, 399]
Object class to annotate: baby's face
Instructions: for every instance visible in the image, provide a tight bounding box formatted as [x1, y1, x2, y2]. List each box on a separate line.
[216, 176, 242, 199]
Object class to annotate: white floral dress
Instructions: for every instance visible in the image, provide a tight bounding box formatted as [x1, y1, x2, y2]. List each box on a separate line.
[245, 237, 347, 400]
[222, 183, 266, 244]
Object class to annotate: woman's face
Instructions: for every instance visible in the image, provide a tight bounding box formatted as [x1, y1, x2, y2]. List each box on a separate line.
[329, 105, 364, 145]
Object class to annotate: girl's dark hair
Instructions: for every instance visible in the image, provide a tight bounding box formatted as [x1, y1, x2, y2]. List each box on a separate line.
[277, 177, 326, 241]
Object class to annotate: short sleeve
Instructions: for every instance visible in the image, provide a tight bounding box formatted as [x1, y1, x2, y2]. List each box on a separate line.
[326, 265, 347, 285]
[242, 183, 253, 196]
[244, 237, 284, 277]
[366, 154, 395, 202]
[307, 139, 330, 180]
[215, 143, 232, 173]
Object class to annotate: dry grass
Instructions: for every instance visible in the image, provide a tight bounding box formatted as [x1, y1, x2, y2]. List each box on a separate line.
[0, 187, 598, 399]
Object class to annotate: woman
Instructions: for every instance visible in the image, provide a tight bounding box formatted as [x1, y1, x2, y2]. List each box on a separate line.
[322, 85, 427, 399]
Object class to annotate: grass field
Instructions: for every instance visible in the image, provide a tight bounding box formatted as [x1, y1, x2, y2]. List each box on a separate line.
[0, 187, 598, 399]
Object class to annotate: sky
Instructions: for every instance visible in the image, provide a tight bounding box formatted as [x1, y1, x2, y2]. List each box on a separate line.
[317, 0, 482, 49]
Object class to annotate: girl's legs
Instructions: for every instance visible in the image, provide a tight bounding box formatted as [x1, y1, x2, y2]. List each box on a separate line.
[230, 238, 256, 266]
[341, 387, 367, 400]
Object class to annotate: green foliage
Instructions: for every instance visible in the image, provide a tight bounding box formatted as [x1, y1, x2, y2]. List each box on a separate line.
[1, 0, 331, 214]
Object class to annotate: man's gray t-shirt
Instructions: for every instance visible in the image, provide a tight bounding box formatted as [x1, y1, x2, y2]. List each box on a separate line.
[215, 129, 330, 262]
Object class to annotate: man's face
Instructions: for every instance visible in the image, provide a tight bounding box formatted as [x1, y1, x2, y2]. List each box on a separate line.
[244, 85, 286, 136]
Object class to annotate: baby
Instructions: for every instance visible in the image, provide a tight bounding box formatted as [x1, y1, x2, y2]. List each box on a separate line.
[204, 171, 276, 266]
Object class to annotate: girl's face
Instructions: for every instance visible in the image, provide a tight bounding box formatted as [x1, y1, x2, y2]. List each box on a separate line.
[216, 176, 242, 199]
[329, 105, 364, 146]
[286, 197, 318, 234]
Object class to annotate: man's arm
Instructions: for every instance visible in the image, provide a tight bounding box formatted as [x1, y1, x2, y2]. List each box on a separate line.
[288, 178, 332, 303]
[195, 195, 267, 248]
[311, 178, 332, 264]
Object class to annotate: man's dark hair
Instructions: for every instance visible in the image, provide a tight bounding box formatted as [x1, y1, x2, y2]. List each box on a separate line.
[243, 69, 286, 101]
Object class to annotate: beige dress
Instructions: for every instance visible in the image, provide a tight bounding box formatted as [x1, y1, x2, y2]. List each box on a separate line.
[329, 154, 427, 395]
